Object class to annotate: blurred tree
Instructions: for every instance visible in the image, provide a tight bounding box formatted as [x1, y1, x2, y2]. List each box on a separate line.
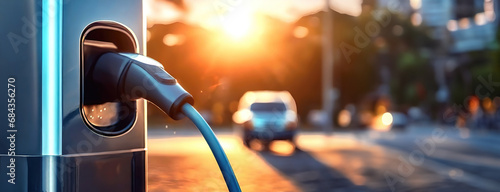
[372, 10, 437, 111]
[467, 27, 500, 101]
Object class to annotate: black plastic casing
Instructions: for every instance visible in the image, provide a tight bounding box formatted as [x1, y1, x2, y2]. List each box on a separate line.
[93, 53, 194, 120]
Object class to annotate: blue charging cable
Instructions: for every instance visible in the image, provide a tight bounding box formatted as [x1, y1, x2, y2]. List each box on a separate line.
[92, 52, 242, 191]
[181, 104, 242, 192]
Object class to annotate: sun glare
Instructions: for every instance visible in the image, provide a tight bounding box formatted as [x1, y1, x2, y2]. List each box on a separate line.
[206, 4, 270, 63]
[220, 8, 254, 40]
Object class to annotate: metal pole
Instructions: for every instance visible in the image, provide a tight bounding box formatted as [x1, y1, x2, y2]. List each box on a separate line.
[322, 0, 334, 131]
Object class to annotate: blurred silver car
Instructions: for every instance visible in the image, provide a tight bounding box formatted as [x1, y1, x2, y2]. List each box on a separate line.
[233, 91, 298, 149]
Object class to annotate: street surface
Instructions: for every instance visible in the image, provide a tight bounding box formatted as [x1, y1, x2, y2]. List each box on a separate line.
[147, 125, 500, 192]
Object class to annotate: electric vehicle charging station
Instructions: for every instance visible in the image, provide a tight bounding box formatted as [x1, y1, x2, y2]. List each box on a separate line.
[1, 0, 240, 191]
[1, 0, 147, 191]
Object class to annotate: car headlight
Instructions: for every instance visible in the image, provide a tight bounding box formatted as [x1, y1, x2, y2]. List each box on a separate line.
[382, 112, 393, 126]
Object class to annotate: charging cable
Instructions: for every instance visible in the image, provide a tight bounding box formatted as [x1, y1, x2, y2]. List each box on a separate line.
[91, 52, 241, 192]
[181, 104, 241, 191]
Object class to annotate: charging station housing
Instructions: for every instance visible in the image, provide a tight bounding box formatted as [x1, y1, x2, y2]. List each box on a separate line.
[1, 0, 147, 191]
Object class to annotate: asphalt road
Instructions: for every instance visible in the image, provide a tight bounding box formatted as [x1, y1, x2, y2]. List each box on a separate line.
[147, 125, 500, 192]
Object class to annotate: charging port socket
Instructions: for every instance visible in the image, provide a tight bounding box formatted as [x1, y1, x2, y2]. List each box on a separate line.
[80, 21, 139, 136]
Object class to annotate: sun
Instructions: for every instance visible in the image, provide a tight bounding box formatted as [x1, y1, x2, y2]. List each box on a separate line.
[220, 9, 254, 40]
[223, 17, 252, 40]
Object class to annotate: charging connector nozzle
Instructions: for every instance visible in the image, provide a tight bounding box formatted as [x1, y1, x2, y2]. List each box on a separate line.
[92, 52, 194, 119]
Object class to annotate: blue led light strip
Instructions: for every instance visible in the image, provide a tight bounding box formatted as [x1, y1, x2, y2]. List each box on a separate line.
[42, 0, 62, 156]
[42, 0, 62, 191]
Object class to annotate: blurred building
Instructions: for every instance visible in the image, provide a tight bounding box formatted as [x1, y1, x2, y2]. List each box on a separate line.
[373, 0, 500, 120]
[378, 0, 499, 53]
[448, 0, 499, 53]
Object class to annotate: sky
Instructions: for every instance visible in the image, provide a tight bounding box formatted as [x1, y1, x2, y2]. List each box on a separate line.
[145, 0, 363, 28]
